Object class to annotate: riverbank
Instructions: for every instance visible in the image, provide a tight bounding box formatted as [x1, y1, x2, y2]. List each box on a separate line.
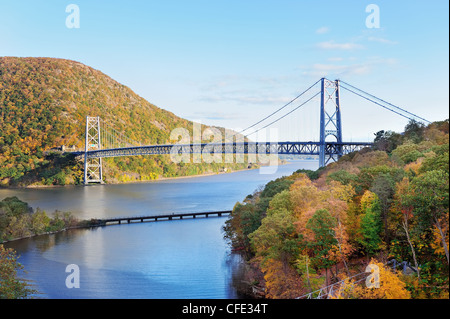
[1, 228, 71, 244]
[0, 163, 265, 189]
[105, 164, 261, 184]
[0, 196, 103, 244]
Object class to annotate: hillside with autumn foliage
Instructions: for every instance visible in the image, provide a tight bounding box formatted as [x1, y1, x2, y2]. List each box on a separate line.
[224, 119, 449, 299]
[0, 57, 247, 187]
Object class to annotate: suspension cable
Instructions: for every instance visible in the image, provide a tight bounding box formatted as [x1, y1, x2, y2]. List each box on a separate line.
[340, 85, 425, 123]
[244, 91, 321, 138]
[340, 80, 431, 124]
[237, 79, 322, 136]
[100, 119, 142, 148]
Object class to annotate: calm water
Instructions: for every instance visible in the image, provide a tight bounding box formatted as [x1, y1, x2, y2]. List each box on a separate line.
[2, 161, 318, 299]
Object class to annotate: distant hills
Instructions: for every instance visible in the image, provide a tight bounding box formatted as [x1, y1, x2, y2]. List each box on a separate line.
[0, 57, 247, 187]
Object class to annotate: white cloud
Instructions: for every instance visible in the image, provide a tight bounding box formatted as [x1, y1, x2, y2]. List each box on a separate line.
[316, 41, 365, 50]
[191, 111, 241, 121]
[328, 57, 344, 62]
[303, 63, 371, 77]
[368, 37, 398, 45]
[302, 56, 398, 78]
[198, 74, 304, 106]
[199, 92, 293, 105]
[315, 27, 330, 34]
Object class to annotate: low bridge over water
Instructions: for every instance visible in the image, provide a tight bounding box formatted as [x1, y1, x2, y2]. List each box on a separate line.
[97, 210, 232, 226]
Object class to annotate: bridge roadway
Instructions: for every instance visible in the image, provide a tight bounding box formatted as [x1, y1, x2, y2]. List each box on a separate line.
[99, 210, 232, 226]
[75, 141, 373, 159]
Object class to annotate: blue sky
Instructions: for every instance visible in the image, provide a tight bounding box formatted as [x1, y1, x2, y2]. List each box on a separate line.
[1, 0, 448, 141]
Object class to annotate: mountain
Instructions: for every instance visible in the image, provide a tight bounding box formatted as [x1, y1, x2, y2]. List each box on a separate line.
[0, 57, 246, 186]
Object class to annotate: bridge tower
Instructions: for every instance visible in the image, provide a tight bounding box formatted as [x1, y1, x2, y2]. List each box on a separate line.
[84, 116, 103, 184]
[319, 78, 343, 167]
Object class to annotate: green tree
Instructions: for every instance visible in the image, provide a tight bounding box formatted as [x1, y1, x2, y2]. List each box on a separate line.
[404, 119, 425, 143]
[373, 130, 403, 153]
[305, 209, 337, 285]
[249, 208, 299, 263]
[391, 143, 423, 164]
[358, 191, 383, 256]
[326, 170, 357, 186]
[0, 245, 37, 298]
[294, 254, 324, 293]
[30, 208, 51, 234]
[370, 173, 395, 243]
[419, 144, 449, 173]
[223, 202, 262, 257]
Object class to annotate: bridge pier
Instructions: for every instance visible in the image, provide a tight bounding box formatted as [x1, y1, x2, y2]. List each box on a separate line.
[84, 116, 104, 184]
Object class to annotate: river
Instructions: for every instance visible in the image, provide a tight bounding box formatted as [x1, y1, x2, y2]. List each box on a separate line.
[1, 160, 318, 299]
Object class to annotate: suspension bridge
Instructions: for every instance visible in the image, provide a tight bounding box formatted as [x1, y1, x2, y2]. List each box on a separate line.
[77, 78, 430, 184]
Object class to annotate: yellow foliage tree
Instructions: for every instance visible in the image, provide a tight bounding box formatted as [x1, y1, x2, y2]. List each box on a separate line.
[261, 258, 304, 299]
[334, 259, 410, 299]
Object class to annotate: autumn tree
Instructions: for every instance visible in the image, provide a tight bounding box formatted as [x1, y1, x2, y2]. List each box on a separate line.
[0, 245, 37, 298]
[248, 191, 303, 298]
[335, 259, 410, 299]
[393, 177, 421, 281]
[261, 258, 304, 299]
[402, 170, 449, 264]
[328, 221, 354, 276]
[249, 205, 300, 264]
[295, 254, 324, 293]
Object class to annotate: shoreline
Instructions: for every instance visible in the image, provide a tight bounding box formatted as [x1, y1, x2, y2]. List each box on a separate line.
[2, 160, 302, 189]
[0, 166, 257, 189]
[0, 158, 318, 190]
[109, 165, 260, 184]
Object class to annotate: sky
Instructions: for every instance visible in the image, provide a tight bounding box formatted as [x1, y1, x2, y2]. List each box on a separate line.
[1, 0, 449, 142]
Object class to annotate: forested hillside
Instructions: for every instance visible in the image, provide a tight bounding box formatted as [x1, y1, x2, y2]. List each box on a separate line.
[224, 119, 449, 299]
[0, 57, 247, 186]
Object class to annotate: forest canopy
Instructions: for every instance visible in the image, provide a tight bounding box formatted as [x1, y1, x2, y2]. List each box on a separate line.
[224, 119, 449, 299]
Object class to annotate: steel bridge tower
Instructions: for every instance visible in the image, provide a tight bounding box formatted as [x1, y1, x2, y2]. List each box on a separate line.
[84, 116, 103, 184]
[81, 78, 371, 182]
[319, 78, 343, 167]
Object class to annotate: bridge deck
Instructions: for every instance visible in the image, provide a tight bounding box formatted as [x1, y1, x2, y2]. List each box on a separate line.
[80, 141, 373, 159]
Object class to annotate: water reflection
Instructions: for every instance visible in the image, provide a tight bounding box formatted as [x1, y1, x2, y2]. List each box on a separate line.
[3, 161, 319, 298]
